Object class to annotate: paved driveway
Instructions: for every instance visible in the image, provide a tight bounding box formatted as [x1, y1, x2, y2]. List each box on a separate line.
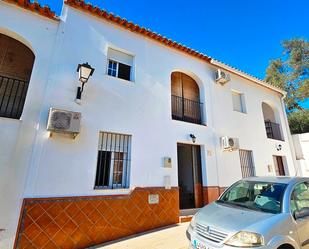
[89, 222, 190, 249]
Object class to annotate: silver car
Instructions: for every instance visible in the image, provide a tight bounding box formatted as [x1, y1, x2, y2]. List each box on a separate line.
[187, 177, 309, 249]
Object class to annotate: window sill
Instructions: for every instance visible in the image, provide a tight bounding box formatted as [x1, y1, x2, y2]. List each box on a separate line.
[171, 118, 207, 127]
[105, 74, 134, 84]
[93, 187, 130, 192]
[233, 110, 247, 114]
[0, 116, 22, 122]
[93, 187, 131, 195]
[266, 137, 285, 142]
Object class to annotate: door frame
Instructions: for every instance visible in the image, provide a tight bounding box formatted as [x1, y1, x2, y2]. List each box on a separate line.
[273, 155, 286, 176]
[177, 143, 204, 209]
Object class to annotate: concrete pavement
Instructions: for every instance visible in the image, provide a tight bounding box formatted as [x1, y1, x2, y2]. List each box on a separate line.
[89, 222, 190, 249]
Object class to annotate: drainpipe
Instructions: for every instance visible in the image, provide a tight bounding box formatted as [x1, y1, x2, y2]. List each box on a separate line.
[280, 96, 299, 176]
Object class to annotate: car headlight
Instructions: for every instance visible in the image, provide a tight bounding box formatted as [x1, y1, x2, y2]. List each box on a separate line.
[189, 215, 196, 230]
[225, 231, 264, 247]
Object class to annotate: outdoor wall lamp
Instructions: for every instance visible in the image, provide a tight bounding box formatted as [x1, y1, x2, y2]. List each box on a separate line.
[75, 62, 95, 104]
[190, 134, 196, 143]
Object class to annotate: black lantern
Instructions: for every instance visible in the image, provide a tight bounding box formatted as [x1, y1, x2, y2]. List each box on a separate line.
[76, 62, 95, 103]
[190, 134, 196, 143]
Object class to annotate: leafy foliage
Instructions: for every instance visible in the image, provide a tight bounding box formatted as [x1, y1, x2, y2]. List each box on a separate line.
[265, 39, 309, 111]
[288, 110, 309, 134]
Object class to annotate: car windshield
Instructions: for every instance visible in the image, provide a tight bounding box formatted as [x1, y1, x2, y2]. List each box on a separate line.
[217, 180, 287, 214]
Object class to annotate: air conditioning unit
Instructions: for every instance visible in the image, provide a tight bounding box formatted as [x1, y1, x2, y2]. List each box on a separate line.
[221, 136, 239, 151]
[47, 108, 81, 139]
[215, 69, 230, 84]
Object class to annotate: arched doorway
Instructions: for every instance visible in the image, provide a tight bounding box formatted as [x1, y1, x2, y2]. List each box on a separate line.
[261, 102, 283, 141]
[171, 72, 202, 124]
[0, 33, 35, 119]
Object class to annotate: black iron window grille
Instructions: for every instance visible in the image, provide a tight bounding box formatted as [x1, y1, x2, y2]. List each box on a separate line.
[95, 132, 131, 189]
[264, 120, 284, 141]
[0, 75, 29, 119]
[171, 95, 203, 124]
[239, 149, 255, 178]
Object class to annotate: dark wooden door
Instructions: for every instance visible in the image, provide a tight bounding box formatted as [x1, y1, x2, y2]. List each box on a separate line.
[177, 144, 203, 209]
[275, 156, 285, 176]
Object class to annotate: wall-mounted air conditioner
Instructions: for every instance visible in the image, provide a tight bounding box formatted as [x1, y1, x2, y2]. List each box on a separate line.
[47, 108, 81, 139]
[221, 136, 239, 151]
[215, 69, 230, 84]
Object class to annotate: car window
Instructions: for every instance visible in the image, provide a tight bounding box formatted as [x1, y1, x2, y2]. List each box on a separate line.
[291, 182, 309, 213]
[226, 181, 249, 201]
[219, 181, 286, 214]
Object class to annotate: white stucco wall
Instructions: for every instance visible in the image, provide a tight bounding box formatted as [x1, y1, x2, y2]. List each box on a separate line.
[0, 2, 59, 248]
[211, 67, 296, 186]
[292, 133, 309, 177]
[24, 6, 295, 198]
[23, 6, 218, 197]
[0, 3, 297, 248]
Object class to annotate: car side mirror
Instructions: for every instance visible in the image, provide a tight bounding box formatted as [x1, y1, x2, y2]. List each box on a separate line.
[294, 207, 309, 219]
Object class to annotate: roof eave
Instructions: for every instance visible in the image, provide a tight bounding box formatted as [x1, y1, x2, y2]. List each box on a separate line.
[64, 0, 211, 63]
[2, 0, 59, 21]
[211, 59, 286, 96]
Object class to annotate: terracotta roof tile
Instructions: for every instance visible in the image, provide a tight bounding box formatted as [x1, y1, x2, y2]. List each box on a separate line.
[64, 0, 285, 94]
[2, 0, 57, 20]
[3, 0, 283, 94]
[64, 0, 211, 63]
[211, 59, 285, 94]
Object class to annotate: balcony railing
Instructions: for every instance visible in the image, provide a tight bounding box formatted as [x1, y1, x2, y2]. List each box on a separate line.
[0, 75, 29, 119]
[172, 95, 203, 124]
[265, 120, 284, 141]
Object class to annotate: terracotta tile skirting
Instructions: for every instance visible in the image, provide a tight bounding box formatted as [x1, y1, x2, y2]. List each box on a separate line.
[14, 187, 179, 249]
[203, 186, 226, 205]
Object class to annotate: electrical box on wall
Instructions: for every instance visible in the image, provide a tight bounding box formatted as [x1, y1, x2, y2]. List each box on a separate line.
[163, 157, 172, 168]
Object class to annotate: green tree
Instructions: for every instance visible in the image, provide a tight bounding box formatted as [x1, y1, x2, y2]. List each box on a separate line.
[265, 38, 309, 111]
[288, 110, 309, 134]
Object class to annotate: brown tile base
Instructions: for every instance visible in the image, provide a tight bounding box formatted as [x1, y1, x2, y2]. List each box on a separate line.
[202, 186, 226, 205]
[14, 187, 179, 249]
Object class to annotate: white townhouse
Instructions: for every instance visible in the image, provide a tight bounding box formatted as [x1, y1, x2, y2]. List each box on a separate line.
[0, 0, 299, 248]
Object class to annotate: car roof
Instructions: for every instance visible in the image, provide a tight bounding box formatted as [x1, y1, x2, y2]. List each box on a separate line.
[242, 176, 309, 185]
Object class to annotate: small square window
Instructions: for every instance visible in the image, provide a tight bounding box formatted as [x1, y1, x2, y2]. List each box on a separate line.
[107, 48, 133, 81]
[232, 91, 246, 113]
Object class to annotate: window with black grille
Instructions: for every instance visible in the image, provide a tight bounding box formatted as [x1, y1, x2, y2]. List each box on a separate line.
[239, 149, 255, 178]
[95, 132, 131, 189]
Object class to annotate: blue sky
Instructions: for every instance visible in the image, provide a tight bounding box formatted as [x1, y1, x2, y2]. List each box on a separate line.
[37, 0, 308, 108]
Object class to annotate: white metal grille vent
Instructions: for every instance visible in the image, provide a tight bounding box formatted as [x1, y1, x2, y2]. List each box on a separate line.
[51, 111, 72, 130]
[47, 108, 81, 139]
